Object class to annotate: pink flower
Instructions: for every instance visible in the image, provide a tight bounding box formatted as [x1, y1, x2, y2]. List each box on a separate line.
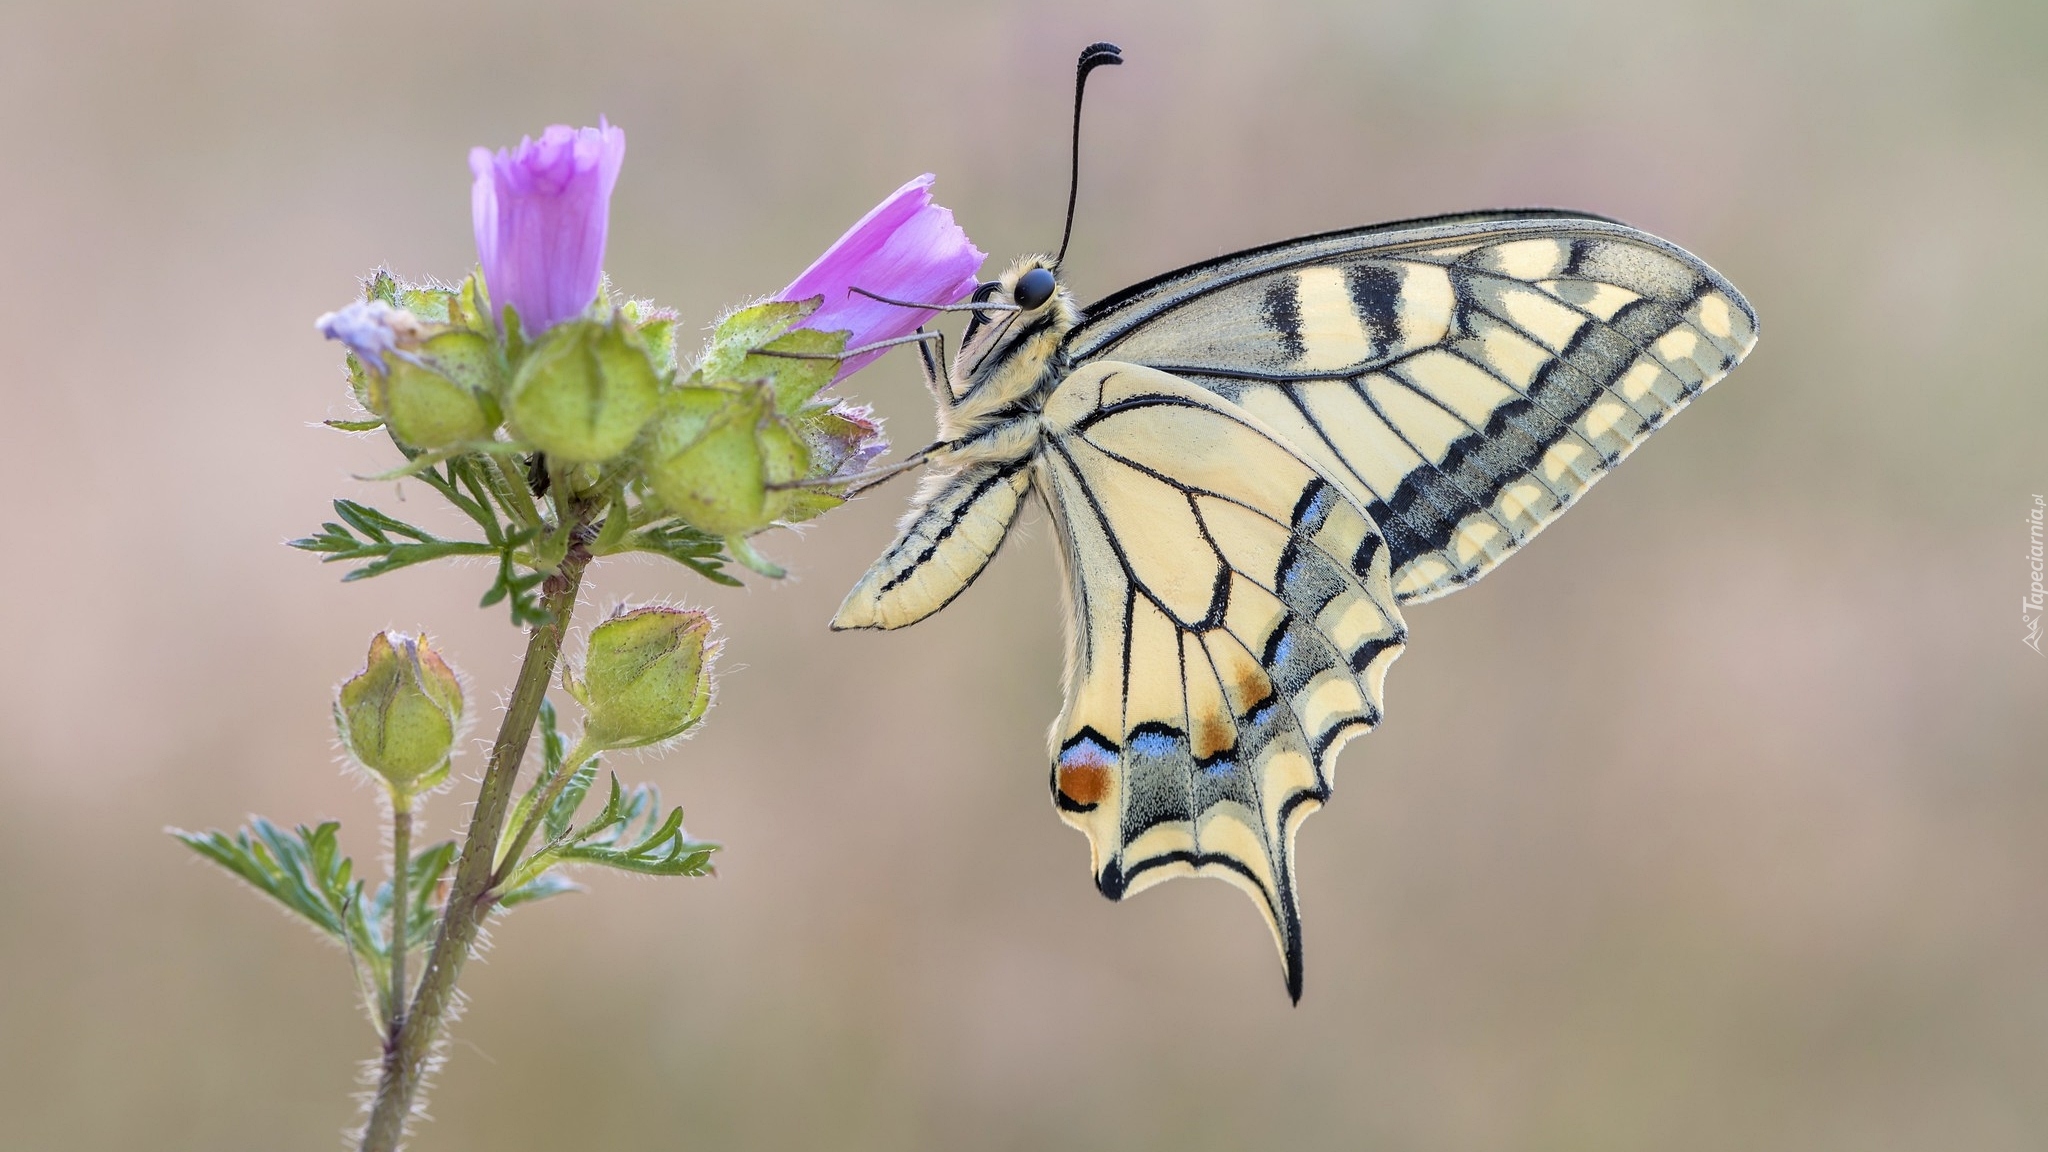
[779, 174, 985, 382]
[470, 121, 626, 335]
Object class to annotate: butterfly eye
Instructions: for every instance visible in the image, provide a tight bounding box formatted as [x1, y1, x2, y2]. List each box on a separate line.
[1013, 267, 1057, 310]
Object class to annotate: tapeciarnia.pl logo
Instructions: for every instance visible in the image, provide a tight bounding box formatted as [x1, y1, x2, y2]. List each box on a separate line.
[2026, 494, 2045, 655]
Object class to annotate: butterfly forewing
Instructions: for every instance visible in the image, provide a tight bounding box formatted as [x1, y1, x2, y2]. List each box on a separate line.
[1037, 363, 1407, 1000]
[1065, 213, 1758, 603]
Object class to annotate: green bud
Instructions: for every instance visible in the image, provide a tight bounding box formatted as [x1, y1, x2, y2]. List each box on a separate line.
[563, 607, 716, 751]
[361, 329, 501, 451]
[695, 297, 847, 412]
[698, 297, 818, 382]
[619, 297, 681, 379]
[506, 317, 660, 464]
[334, 632, 466, 798]
[367, 267, 457, 324]
[641, 386, 810, 538]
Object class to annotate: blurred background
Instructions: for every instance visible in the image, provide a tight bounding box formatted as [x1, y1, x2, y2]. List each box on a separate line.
[2, 1, 2045, 1148]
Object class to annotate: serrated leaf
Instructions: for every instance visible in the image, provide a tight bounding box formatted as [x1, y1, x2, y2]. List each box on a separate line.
[292, 484, 548, 623]
[339, 539, 499, 582]
[172, 818, 368, 951]
[556, 775, 719, 878]
[544, 761, 601, 843]
[538, 699, 566, 777]
[496, 871, 584, 908]
[618, 520, 741, 586]
[496, 774, 718, 896]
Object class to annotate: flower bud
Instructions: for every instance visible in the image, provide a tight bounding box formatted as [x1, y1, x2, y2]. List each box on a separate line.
[370, 329, 502, 450]
[471, 121, 626, 336]
[641, 387, 808, 538]
[316, 299, 421, 375]
[334, 632, 466, 797]
[778, 173, 984, 382]
[506, 317, 659, 463]
[563, 607, 715, 750]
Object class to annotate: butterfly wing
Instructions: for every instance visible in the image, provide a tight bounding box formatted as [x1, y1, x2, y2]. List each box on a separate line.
[1037, 361, 1407, 1001]
[1066, 211, 1758, 603]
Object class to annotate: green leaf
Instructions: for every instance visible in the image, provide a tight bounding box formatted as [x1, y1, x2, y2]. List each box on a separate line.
[480, 549, 551, 626]
[495, 774, 717, 899]
[296, 460, 554, 626]
[726, 534, 785, 579]
[588, 484, 632, 556]
[616, 519, 741, 586]
[496, 872, 582, 908]
[555, 775, 718, 878]
[325, 417, 385, 433]
[287, 498, 499, 582]
[544, 761, 601, 843]
[172, 819, 373, 956]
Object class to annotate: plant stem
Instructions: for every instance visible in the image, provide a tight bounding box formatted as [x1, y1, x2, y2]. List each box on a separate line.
[386, 802, 412, 1029]
[358, 544, 591, 1152]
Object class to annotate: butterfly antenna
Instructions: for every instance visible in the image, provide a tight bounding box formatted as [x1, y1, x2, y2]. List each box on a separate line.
[1055, 41, 1123, 269]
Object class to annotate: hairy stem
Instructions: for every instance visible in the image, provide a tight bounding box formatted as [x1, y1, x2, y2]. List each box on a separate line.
[386, 803, 412, 1029]
[358, 543, 591, 1152]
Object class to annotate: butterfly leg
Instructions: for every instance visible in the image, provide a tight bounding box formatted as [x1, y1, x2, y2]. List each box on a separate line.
[752, 329, 940, 363]
[914, 326, 950, 403]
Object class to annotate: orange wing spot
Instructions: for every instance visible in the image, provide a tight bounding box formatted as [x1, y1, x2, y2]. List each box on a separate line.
[1058, 763, 1113, 806]
[1232, 665, 1274, 715]
[1192, 711, 1235, 760]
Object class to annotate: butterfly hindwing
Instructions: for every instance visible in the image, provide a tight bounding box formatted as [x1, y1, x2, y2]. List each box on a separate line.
[1066, 212, 1758, 603]
[1036, 363, 1407, 1000]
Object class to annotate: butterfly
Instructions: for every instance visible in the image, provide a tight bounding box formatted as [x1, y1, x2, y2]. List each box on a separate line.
[830, 43, 1757, 1000]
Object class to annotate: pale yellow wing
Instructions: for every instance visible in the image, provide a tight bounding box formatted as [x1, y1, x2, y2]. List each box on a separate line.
[1065, 212, 1757, 603]
[832, 459, 1033, 631]
[1037, 362, 1407, 1001]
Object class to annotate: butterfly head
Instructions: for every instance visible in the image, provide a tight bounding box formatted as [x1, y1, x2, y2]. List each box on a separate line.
[948, 254, 1079, 415]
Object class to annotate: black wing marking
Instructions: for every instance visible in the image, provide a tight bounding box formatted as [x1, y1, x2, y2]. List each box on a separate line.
[1066, 214, 1757, 603]
[1037, 363, 1406, 1001]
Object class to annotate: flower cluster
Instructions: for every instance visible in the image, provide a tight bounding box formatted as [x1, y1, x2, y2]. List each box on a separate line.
[192, 115, 990, 1152]
[316, 123, 983, 568]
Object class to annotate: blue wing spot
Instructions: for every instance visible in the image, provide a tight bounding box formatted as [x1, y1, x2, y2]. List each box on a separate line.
[1270, 631, 1295, 671]
[1129, 730, 1180, 759]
